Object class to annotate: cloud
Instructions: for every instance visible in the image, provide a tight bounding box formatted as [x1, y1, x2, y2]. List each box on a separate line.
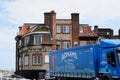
[1, 0, 120, 26]
[0, 26, 17, 70]
[1, 0, 120, 20]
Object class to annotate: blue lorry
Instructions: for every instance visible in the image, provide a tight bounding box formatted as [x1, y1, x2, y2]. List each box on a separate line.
[49, 39, 120, 80]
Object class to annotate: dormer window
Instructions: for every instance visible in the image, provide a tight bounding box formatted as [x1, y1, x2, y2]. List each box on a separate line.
[34, 35, 42, 45]
[79, 26, 83, 33]
[19, 40, 22, 47]
[24, 36, 29, 46]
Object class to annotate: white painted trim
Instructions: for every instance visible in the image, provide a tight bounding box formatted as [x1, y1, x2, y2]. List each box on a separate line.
[23, 31, 50, 37]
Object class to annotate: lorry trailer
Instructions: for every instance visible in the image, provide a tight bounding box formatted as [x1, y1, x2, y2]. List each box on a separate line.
[49, 39, 120, 80]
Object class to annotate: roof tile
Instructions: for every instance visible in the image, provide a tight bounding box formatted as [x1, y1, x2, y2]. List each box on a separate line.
[79, 25, 95, 37]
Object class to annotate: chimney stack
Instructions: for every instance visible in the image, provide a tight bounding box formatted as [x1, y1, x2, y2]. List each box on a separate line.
[44, 10, 56, 48]
[94, 25, 98, 36]
[71, 13, 80, 46]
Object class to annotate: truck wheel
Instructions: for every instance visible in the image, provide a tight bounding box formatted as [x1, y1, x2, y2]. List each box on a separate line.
[57, 77, 61, 80]
[102, 77, 109, 80]
[102, 76, 112, 80]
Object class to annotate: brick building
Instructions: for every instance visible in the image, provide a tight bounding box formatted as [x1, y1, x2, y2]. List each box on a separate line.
[15, 11, 98, 79]
[94, 25, 113, 39]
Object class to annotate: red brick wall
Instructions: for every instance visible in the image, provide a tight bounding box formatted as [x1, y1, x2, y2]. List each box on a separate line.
[71, 13, 80, 46]
[44, 11, 56, 49]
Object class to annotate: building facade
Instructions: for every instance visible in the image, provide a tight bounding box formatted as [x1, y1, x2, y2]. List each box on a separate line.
[94, 25, 113, 39]
[15, 24, 53, 79]
[15, 11, 98, 79]
[94, 25, 120, 39]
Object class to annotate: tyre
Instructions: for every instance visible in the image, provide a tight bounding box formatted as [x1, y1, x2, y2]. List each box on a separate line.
[102, 76, 112, 80]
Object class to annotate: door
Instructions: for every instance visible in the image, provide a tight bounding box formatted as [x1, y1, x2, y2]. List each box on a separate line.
[106, 49, 118, 78]
[99, 48, 118, 77]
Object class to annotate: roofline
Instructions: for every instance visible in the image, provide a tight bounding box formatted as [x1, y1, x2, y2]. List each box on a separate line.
[23, 31, 50, 37]
[24, 23, 44, 25]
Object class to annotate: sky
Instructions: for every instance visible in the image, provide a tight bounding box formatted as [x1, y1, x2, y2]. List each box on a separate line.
[0, 0, 120, 71]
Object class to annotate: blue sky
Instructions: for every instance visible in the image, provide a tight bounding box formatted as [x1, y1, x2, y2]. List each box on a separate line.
[0, 0, 120, 71]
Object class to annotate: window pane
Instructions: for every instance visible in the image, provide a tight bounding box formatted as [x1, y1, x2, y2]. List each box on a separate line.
[45, 55, 49, 63]
[33, 55, 41, 65]
[24, 56, 28, 65]
[63, 26, 69, 33]
[19, 58, 21, 66]
[34, 36, 42, 45]
[79, 26, 83, 33]
[63, 42, 70, 49]
[107, 52, 116, 67]
[24, 36, 29, 46]
[38, 56, 40, 63]
[56, 26, 61, 33]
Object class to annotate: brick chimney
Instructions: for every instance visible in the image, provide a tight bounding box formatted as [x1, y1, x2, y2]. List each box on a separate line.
[71, 13, 80, 46]
[94, 25, 98, 36]
[44, 10, 56, 48]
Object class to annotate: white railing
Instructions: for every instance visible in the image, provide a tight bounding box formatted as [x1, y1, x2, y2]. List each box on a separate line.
[0, 76, 30, 80]
[0, 72, 30, 80]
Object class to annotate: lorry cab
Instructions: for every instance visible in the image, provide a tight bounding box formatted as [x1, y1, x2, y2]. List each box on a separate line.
[98, 39, 120, 80]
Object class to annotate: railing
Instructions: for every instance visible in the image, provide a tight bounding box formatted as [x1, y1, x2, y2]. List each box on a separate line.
[0, 72, 30, 80]
[0, 76, 30, 80]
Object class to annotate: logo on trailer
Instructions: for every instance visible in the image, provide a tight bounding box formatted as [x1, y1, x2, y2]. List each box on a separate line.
[62, 51, 77, 61]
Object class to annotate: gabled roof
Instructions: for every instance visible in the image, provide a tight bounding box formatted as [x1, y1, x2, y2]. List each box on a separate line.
[79, 25, 95, 37]
[33, 25, 49, 32]
[18, 24, 50, 36]
[19, 25, 31, 36]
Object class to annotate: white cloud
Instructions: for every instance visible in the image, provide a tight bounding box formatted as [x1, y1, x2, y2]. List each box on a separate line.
[0, 26, 17, 70]
[2, 0, 120, 27]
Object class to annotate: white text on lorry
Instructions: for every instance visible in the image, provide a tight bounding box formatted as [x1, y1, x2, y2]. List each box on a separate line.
[62, 51, 77, 61]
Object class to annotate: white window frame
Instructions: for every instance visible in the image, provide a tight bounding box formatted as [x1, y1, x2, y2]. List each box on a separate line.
[33, 55, 41, 65]
[34, 35, 42, 45]
[24, 56, 29, 65]
[79, 26, 83, 33]
[24, 36, 29, 46]
[45, 55, 49, 63]
[56, 26, 61, 33]
[19, 57, 21, 66]
[63, 26, 69, 33]
[63, 42, 70, 49]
